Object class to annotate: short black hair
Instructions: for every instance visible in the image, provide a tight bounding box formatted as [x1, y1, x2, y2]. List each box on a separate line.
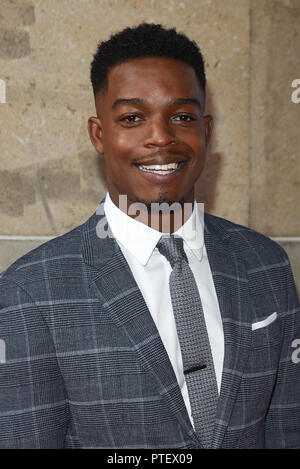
[90, 23, 206, 98]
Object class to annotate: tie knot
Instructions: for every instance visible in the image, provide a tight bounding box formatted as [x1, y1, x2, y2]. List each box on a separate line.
[157, 235, 188, 268]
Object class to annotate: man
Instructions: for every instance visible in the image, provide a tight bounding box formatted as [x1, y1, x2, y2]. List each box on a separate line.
[0, 23, 299, 449]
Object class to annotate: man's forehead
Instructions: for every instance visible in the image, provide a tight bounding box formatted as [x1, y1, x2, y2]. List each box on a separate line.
[108, 56, 197, 84]
[97, 57, 204, 107]
[111, 97, 202, 111]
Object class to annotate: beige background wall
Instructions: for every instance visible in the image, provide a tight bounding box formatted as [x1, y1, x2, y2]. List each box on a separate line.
[0, 0, 299, 290]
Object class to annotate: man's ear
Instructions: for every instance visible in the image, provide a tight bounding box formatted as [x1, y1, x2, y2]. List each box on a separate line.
[88, 116, 104, 155]
[203, 115, 214, 146]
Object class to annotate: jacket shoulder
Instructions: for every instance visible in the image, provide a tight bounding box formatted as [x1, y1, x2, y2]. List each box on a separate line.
[0, 222, 85, 293]
[204, 212, 289, 267]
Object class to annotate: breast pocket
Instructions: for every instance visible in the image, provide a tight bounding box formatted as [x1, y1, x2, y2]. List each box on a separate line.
[247, 314, 283, 375]
[251, 313, 281, 349]
[234, 314, 283, 426]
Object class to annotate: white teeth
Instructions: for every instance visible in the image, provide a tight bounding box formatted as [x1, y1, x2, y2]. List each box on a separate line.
[144, 163, 179, 170]
[149, 169, 174, 175]
[138, 162, 181, 173]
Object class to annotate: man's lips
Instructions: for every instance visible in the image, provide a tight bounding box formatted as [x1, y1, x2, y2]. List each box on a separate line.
[136, 160, 185, 172]
[134, 154, 189, 167]
[134, 160, 187, 183]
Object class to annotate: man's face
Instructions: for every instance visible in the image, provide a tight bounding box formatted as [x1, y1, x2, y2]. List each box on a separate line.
[88, 57, 213, 208]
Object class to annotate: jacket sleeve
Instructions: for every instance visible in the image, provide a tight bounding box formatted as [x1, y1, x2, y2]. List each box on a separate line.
[0, 275, 69, 448]
[264, 249, 300, 448]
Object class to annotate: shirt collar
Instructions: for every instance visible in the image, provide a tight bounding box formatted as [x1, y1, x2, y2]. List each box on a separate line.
[103, 192, 204, 266]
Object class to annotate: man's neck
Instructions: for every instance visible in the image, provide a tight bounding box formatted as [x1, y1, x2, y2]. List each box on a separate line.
[112, 193, 195, 234]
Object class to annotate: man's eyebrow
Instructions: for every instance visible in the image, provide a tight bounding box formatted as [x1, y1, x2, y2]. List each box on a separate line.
[170, 98, 202, 110]
[112, 97, 202, 110]
[112, 98, 146, 109]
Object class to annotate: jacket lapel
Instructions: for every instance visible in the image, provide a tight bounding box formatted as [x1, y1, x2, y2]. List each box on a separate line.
[204, 214, 252, 448]
[81, 206, 200, 447]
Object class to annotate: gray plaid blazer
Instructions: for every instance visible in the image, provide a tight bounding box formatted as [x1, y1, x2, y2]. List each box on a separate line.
[0, 201, 300, 448]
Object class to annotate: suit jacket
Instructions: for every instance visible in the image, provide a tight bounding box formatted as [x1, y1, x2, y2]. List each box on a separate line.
[0, 202, 299, 449]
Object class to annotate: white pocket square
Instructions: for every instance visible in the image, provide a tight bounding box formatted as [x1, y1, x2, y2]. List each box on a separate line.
[251, 312, 277, 331]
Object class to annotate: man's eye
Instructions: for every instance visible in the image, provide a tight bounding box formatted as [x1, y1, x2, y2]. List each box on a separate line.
[120, 115, 142, 123]
[172, 114, 195, 122]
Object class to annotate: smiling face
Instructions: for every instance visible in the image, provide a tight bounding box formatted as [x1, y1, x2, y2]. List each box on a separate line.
[88, 56, 213, 209]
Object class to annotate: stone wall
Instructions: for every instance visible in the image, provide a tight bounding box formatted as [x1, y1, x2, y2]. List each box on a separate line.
[0, 0, 299, 292]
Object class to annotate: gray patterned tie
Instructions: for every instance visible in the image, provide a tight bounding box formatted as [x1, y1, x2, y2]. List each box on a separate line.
[157, 234, 219, 448]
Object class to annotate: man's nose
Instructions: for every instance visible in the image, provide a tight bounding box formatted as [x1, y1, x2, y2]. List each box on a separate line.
[143, 117, 178, 147]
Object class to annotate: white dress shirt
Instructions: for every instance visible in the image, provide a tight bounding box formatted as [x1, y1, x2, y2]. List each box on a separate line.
[103, 192, 224, 428]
